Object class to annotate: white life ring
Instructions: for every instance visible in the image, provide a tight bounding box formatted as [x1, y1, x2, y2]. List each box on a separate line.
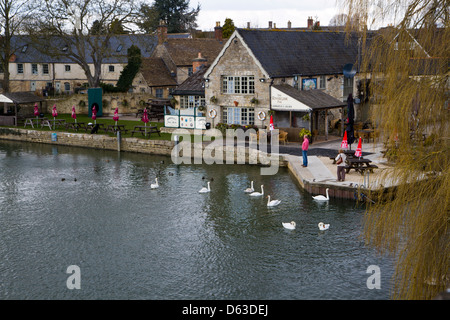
[257, 111, 266, 121]
[209, 108, 217, 119]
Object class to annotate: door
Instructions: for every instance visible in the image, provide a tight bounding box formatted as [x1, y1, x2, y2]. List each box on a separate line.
[30, 81, 36, 92]
[55, 82, 61, 93]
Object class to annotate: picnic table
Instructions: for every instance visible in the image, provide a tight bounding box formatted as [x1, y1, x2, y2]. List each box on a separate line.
[24, 117, 49, 128]
[65, 122, 87, 132]
[344, 158, 378, 175]
[85, 123, 106, 133]
[49, 119, 66, 129]
[359, 129, 375, 143]
[131, 125, 161, 137]
[106, 124, 128, 134]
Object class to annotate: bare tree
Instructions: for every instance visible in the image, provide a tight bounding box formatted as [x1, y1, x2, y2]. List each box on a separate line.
[24, 0, 141, 88]
[0, 0, 35, 92]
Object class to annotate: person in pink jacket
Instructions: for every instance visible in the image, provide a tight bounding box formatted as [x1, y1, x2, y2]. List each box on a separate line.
[302, 135, 309, 167]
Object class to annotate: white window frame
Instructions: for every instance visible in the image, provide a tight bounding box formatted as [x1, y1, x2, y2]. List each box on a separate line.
[65, 65, 71, 72]
[222, 107, 255, 125]
[221, 76, 255, 94]
[17, 64, 24, 74]
[42, 64, 49, 74]
[32, 64, 38, 75]
[319, 76, 326, 89]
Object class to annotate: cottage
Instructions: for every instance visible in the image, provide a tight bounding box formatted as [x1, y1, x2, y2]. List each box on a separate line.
[204, 28, 363, 141]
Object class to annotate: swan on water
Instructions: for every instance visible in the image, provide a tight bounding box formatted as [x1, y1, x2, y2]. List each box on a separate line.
[151, 178, 159, 189]
[199, 181, 211, 193]
[249, 185, 264, 197]
[267, 195, 281, 207]
[282, 221, 296, 230]
[318, 222, 330, 231]
[312, 188, 329, 201]
[244, 181, 254, 193]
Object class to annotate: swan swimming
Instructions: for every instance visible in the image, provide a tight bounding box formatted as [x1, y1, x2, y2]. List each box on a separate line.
[150, 178, 159, 189]
[312, 188, 329, 201]
[267, 195, 281, 207]
[318, 222, 330, 231]
[249, 185, 264, 197]
[282, 221, 296, 230]
[244, 181, 254, 193]
[199, 181, 211, 193]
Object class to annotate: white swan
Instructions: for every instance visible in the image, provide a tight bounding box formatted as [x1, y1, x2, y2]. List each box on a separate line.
[249, 185, 264, 197]
[282, 221, 296, 230]
[199, 181, 211, 193]
[318, 222, 330, 231]
[267, 195, 281, 207]
[244, 181, 254, 193]
[150, 178, 159, 189]
[312, 188, 329, 201]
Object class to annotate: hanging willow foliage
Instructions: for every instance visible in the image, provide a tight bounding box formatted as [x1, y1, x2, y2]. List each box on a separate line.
[340, 0, 449, 299]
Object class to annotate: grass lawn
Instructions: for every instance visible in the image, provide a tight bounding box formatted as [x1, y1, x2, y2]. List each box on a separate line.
[14, 113, 173, 141]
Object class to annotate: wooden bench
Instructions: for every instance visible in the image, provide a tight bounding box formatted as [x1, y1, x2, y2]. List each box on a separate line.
[344, 164, 378, 175]
[131, 125, 161, 137]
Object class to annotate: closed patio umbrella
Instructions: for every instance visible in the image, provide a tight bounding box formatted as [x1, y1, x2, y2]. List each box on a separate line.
[113, 108, 119, 129]
[341, 131, 348, 149]
[52, 104, 58, 129]
[71, 106, 77, 124]
[142, 108, 149, 136]
[355, 137, 362, 158]
[92, 105, 97, 124]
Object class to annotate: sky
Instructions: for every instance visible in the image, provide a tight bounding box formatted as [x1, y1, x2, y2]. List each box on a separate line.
[195, 0, 343, 31]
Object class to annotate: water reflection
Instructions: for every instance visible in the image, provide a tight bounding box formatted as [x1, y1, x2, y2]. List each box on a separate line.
[0, 140, 394, 299]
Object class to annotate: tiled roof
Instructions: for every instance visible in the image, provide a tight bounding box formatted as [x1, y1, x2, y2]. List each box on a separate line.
[238, 29, 360, 77]
[273, 84, 346, 110]
[10, 34, 158, 64]
[172, 65, 208, 96]
[162, 38, 224, 66]
[1, 92, 45, 104]
[139, 58, 177, 87]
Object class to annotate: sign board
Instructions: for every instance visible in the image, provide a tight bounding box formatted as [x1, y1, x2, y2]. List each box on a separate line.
[195, 117, 206, 130]
[271, 87, 312, 112]
[164, 115, 179, 128]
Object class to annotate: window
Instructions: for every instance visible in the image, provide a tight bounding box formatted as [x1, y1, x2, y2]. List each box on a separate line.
[32, 64, 38, 75]
[222, 107, 255, 125]
[188, 67, 193, 76]
[64, 82, 70, 91]
[156, 88, 163, 98]
[319, 76, 326, 89]
[65, 65, 71, 72]
[116, 45, 122, 52]
[109, 65, 115, 72]
[42, 64, 49, 74]
[21, 45, 28, 53]
[17, 64, 23, 74]
[179, 96, 205, 109]
[221, 76, 255, 94]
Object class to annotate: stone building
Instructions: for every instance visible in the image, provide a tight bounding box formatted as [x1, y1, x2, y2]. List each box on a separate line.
[204, 28, 363, 140]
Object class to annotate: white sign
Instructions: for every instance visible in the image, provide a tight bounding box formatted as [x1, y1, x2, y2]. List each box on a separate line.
[195, 117, 206, 130]
[271, 87, 311, 112]
[165, 115, 179, 128]
[180, 116, 195, 128]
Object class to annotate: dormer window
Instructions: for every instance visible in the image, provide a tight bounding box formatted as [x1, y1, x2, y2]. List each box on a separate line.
[116, 45, 122, 52]
[21, 45, 28, 53]
[62, 45, 68, 52]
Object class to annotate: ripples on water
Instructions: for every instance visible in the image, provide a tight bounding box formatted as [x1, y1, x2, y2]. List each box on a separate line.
[0, 141, 393, 299]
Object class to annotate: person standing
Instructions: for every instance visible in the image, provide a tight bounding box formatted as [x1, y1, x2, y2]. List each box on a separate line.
[302, 135, 309, 167]
[335, 149, 347, 181]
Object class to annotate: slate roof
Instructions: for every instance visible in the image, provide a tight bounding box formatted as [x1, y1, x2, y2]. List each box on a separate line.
[172, 65, 208, 96]
[139, 58, 177, 87]
[273, 84, 346, 110]
[161, 38, 224, 66]
[0, 92, 45, 104]
[10, 34, 158, 64]
[237, 29, 361, 77]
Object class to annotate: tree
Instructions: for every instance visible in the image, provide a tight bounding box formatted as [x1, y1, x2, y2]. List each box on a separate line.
[24, 0, 140, 88]
[340, 0, 449, 299]
[222, 18, 235, 38]
[136, 3, 159, 34]
[150, 0, 200, 33]
[0, 0, 35, 92]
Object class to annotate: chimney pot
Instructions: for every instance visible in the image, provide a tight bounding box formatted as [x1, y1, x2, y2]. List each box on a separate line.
[268, 21, 273, 29]
[214, 22, 223, 41]
[288, 21, 292, 29]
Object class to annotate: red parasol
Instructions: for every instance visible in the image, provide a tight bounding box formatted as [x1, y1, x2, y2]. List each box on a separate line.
[341, 131, 348, 149]
[71, 106, 77, 123]
[142, 108, 149, 135]
[113, 108, 119, 128]
[354, 137, 362, 158]
[52, 104, 58, 129]
[92, 105, 97, 124]
[34, 103, 39, 117]
[269, 115, 274, 131]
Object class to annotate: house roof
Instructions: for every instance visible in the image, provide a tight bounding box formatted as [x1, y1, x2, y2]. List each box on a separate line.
[161, 38, 224, 66]
[273, 84, 346, 110]
[10, 34, 159, 64]
[172, 65, 208, 96]
[206, 29, 361, 79]
[237, 29, 360, 78]
[0, 92, 45, 104]
[139, 58, 177, 87]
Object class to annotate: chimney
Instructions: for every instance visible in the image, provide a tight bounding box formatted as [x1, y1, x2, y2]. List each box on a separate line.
[214, 21, 223, 41]
[157, 20, 167, 45]
[287, 21, 292, 29]
[268, 21, 273, 29]
[307, 16, 314, 29]
[192, 52, 207, 73]
[247, 22, 251, 29]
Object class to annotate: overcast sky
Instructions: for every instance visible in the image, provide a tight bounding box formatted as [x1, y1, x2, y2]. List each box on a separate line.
[195, 0, 343, 30]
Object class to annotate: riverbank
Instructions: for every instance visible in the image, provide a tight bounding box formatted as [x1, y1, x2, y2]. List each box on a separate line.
[0, 126, 394, 201]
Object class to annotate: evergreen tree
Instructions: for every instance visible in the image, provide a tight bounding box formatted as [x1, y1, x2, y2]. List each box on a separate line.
[222, 18, 235, 38]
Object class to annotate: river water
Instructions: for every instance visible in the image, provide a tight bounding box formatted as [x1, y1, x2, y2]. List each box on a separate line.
[0, 140, 394, 300]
